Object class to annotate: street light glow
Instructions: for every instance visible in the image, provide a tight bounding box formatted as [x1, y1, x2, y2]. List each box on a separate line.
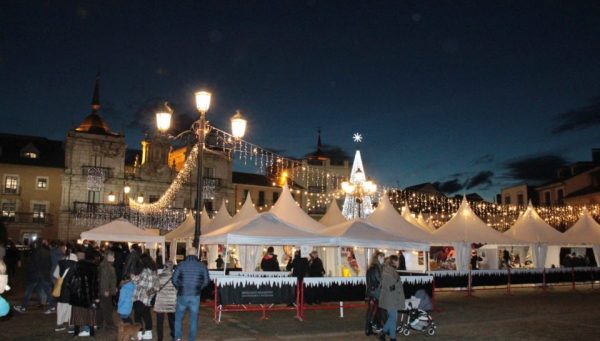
[195, 91, 212, 113]
[230, 110, 247, 138]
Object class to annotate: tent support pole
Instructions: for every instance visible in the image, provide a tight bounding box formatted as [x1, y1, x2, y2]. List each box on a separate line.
[223, 244, 229, 275]
[337, 246, 342, 277]
[161, 241, 166, 265]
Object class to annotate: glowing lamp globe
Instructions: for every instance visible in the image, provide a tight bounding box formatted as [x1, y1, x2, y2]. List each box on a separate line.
[156, 112, 172, 132]
[195, 91, 212, 113]
[107, 192, 116, 203]
[123, 185, 131, 194]
[137, 193, 144, 204]
[230, 110, 247, 138]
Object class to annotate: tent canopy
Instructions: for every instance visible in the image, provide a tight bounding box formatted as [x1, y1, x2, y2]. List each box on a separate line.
[164, 209, 211, 241]
[416, 213, 436, 233]
[433, 197, 516, 245]
[230, 194, 258, 224]
[368, 193, 440, 243]
[504, 202, 564, 244]
[204, 200, 233, 234]
[270, 184, 325, 232]
[81, 218, 165, 244]
[319, 200, 347, 227]
[563, 208, 600, 245]
[321, 219, 429, 251]
[200, 212, 332, 246]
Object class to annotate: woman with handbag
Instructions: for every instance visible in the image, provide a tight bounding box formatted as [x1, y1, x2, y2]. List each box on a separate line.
[132, 254, 159, 340]
[153, 261, 177, 341]
[378, 255, 405, 341]
[52, 248, 78, 332]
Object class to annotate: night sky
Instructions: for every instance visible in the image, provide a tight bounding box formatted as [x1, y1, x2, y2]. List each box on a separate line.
[2, 1, 600, 200]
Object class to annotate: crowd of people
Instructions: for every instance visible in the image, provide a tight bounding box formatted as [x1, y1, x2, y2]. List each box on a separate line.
[1, 239, 209, 341]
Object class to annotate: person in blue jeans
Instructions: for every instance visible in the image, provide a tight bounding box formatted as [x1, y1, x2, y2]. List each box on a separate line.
[14, 239, 55, 314]
[172, 247, 209, 341]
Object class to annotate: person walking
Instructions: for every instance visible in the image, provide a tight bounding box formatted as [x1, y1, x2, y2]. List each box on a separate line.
[154, 261, 177, 341]
[97, 251, 117, 330]
[53, 248, 78, 332]
[378, 255, 405, 341]
[172, 247, 210, 341]
[132, 253, 160, 340]
[306, 251, 325, 304]
[365, 251, 384, 336]
[14, 239, 55, 314]
[260, 246, 280, 271]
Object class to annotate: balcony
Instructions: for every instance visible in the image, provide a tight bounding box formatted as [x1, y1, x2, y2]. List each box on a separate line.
[81, 166, 113, 179]
[1, 212, 53, 226]
[2, 186, 21, 195]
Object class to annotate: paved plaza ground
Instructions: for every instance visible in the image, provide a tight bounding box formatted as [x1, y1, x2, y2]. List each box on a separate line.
[2, 284, 600, 340]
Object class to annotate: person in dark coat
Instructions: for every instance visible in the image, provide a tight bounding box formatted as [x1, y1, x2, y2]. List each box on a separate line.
[14, 239, 54, 313]
[260, 246, 280, 271]
[397, 250, 407, 271]
[53, 248, 78, 332]
[470, 251, 483, 270]
[306, 250, 326, 304]
[365, 251, 384, 336]
[286, 250, 309, 279]
[4, 240, 19, 280]
[122, 244, 143, 279]
[69, 251, 99, 337]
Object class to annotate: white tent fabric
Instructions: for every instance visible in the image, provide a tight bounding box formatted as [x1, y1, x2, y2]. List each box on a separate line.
[417, 214, 436, 233]
[81, 218, 166, 263]
[319, 200, 347, 227]
[204, 200, 233, 234]
[453, 242, 472, 272]
[321, 219, 429, 251]
[200, 212, 332, 246]
[238, 245, 263, 272]
[164, 210, 211, 241]
[504, 203, 564, 244]
[368, 193, 440, 243]
[270, 184, 325, 232]
[563, 208, 600, 245]
[433, 197, 515, 245]
[231, 194, 259, 224]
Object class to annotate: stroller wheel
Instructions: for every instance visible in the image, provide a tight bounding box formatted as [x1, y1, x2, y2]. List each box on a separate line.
[427, 327, 436, 336]
[396, 325, 404, 333]
[402, 328, 411, 336]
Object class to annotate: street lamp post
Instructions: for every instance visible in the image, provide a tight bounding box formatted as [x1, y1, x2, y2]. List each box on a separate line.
[155, 92, 247, 249]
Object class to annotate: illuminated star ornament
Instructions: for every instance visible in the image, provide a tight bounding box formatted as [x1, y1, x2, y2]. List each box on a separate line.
[352, 132, 363, 143]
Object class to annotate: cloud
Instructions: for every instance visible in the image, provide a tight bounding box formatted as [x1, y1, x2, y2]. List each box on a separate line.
[433, 179, 464, 194]
[552, 96, 600, 134]
[465, 171, 494, 189]
[471, 154, 494, 165]
[503, 154, 568, 183]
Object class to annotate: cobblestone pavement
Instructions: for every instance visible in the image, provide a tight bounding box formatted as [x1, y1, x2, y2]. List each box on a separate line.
[2, 285, 600, 340]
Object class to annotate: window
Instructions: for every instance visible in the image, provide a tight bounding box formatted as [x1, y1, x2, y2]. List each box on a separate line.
[203, 167, 215, 178]
[23, 152, 38, 159]
[32, 203, 47, 223]
[4, 175, 19, 194]
[517, 194, 524, 206]
[557, 189, 564, 204]
[258, 191, 265, 206]
[87, 190, 100, 203]
[243, 190, 249, 200]
[273, 191, 280, 204]
[36, 176, 49, 190]
[504, 196, 511, 205]
[544, 192, 551, 206]
[1, 201, 16, 221]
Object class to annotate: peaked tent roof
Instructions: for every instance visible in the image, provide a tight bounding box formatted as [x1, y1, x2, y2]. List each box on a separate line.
[562, 208, 600, 245]
[319, 200, 347, 227]
[164, 209, 211, 241]
[401, 205, 436, 233]
[416, 214, 436, 233]
[504, 202, 564, 244]
[81, 218, 164, 243]
[367, 193, 440, 243]
[270, 184, 325, 232]
[434, 197, 516, 244]
[200, 212, 332, 246]
[204, 200, 233, 234]
[231, 194, 259, 224]
[321, 219, 428, 251]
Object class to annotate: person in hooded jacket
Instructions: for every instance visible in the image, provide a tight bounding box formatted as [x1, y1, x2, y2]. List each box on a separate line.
[53, 247, 78, 332]
[69, 250, 99, 337]
[260, 246, 280, 271]
[132, 253, 160, 340]
[378, 255, 405, 341]
[14, 239, 55, 314]
[154, 261, 177, 341]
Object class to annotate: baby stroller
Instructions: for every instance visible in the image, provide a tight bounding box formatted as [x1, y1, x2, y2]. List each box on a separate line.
[397, 290, 436, 336]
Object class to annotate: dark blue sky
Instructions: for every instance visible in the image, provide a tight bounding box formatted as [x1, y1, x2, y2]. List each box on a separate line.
[2, 1, 600, 200]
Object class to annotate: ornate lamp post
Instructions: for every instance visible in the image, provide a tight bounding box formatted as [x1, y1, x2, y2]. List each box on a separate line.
[341, 178, 376, 218]
[155, 92, 247, 248]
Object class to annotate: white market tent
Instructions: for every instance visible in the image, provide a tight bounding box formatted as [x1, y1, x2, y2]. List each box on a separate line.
[204, 200, 233, 234]
[270, 184, 326, 232]
[504, 202, 565, 268]
[433, 197, 516, 271]
[368, 193, 440, 244]
[319, 200, 347, 227]
[200, 212, 333, 272]
[81, 218, 166, 263]
[563, 208, 600, 265]
[417, 213, 437, 233]
[164, 209, 211, 241]
[401, 206, 432, 233]
[230, 194, 259, 224]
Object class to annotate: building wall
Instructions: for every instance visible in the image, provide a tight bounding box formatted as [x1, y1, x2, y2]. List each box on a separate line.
[500, 184, 529, 206]
[0, 163, 63, 242]
[232, 183, 304, 213]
